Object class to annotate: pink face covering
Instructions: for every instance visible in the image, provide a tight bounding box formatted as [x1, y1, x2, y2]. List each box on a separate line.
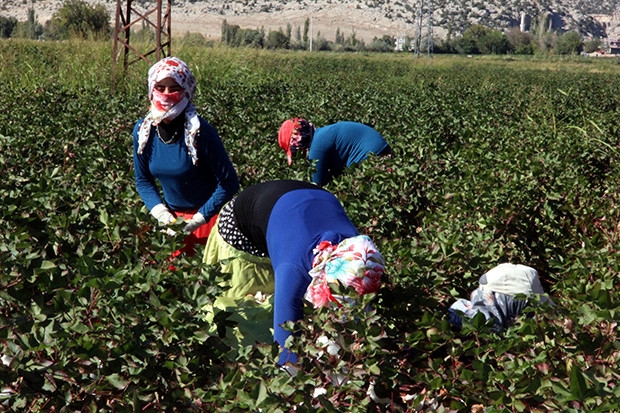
[151, 89, 185, 113]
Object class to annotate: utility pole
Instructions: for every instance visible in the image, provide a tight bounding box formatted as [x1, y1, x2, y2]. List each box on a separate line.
[412, 0, 433, 57]
[426, 0, 434, 56]
[413, 0, 422, 57]
[112, 0, 172, 71]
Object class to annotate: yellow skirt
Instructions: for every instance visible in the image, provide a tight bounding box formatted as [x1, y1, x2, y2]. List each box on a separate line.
[203, 217, 275, 299]
[202, 217, 276, 347]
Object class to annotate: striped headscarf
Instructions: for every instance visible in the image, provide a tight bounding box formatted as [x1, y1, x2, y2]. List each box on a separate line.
[136, 57, 201, 165]
[305, 235, 385, 308]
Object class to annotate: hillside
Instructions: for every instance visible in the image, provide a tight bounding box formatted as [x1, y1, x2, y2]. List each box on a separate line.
[2, 0, 620, 42]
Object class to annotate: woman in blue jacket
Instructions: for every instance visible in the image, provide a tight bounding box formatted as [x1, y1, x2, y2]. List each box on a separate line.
[278, 118, 392, 186]
[203, 180, 385, 365]
[133, 57, 239, 257]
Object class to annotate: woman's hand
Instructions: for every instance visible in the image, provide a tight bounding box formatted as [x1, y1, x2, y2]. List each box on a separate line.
[150, 204, 176, 225]
[182, 213, 206, 233]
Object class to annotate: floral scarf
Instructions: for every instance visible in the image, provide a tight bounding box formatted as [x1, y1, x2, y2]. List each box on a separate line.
[305, 235, 385, 308]
[136, 57, 201, 165]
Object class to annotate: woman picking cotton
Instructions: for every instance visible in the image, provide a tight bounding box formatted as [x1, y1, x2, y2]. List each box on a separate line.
[203, 179, 385, 365]
[448, 263, 554, 332]
[133, 57, 239, 258]
[278, 118, 393, 186]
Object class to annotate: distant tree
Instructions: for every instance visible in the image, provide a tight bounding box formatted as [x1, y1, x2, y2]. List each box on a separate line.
[466, 24, 509, 54]
[450, 24, 511, 55]
[295, 25, 301, 43]
[314, 31, 332, 51]
[303, 17, 309, 46]
[401, 35, 414, 52]
[0, 16, 18, 38]
[530, 12, 557, 54]
[266, 30, 289, 49]
[343, 30, 362, 51]
[554, 31, 583, 55]
[506, 28, 535, 55]
[44, 0, 110, 39]
[335, 28, 344, 45]
[583, 37, 602, 54]
[537, 32, 556, 53]
[221, 19, 239, 45]
[433, 36, 454, 54]
[453, 35, 477, 54]
[179, 32, 209, 48]
[234, 28, 264, 48]
[13, 8, 43, 39]
[367, 35, 395, 52]
[477, 29, 509, 54]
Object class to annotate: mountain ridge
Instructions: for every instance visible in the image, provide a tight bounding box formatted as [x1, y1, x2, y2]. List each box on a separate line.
[2, 0, 620, 42]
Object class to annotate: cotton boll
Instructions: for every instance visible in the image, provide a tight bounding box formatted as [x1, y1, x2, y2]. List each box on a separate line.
[312, 387, 327, 398]
[317, 334, 341, 355]
[1, 354, 12, 367]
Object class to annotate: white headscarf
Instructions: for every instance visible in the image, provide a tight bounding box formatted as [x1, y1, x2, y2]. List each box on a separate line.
[136, 57, 201, 165]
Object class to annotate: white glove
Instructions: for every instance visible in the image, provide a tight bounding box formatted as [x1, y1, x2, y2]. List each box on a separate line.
[150, 203, 176, 226]
[162, 227, 177, 237]
[183, 212, 206, 234]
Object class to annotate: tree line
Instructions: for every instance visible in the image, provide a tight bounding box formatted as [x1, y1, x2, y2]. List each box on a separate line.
[0, 0, 109, 41]
[221, 19, 601, 56]
[0, 0, 604, 55]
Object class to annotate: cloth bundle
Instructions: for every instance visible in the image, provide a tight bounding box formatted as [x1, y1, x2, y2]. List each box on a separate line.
[448, 263, 553, 331]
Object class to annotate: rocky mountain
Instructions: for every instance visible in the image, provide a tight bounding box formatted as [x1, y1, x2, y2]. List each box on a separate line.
[204, 0, 620, 39]
[2, 0, 620, 41]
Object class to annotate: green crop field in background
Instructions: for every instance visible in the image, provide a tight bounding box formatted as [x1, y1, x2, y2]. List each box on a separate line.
[0, 39, 619, 412]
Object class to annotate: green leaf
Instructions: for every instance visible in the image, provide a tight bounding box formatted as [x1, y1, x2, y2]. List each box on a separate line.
[569, 367, 590, 402]
[551, 380, 576, 402]
[106, 373, 129, 390]
[254, 382, 268, 406]
[99, 209, 109, 226]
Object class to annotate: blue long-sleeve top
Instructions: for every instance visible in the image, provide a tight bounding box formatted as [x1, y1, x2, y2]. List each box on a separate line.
[132, 117, 239, 219]
[308, 121, 390, 186]
[231, 180, 359, 364]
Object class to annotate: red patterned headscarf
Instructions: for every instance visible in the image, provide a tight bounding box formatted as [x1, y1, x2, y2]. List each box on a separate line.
[136, 57, 201, 165]
[147, 56, 196, 103]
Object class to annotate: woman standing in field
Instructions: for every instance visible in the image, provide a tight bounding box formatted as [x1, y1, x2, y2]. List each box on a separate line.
[133, 57, 239, 257]
[203, 179, 385, 365]
[278, 118, 393, 186]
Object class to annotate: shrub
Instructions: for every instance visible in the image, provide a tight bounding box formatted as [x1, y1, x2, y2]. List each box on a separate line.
[0, 43, 619, 411]
[554, 31, 585, 55]
[0, 16, 18, 38]
[43, 0, 111, 40]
